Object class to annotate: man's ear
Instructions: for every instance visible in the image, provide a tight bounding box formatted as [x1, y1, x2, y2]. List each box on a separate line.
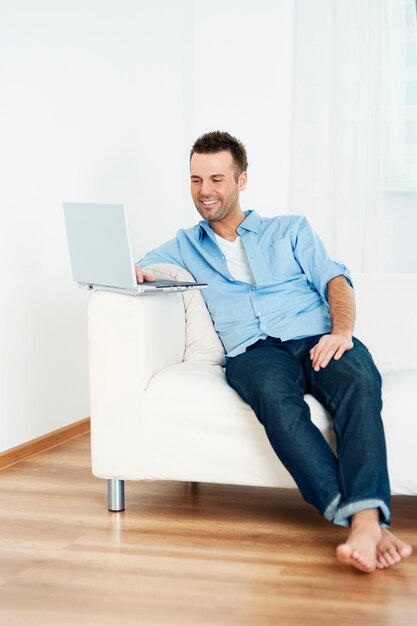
[239, 171, 248, 191]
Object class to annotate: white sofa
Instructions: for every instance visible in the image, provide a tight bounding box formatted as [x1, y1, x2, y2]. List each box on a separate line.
[88, 270, 417, 511]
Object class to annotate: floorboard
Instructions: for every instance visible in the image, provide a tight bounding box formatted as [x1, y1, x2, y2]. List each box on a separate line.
[0, 434, 416, 625]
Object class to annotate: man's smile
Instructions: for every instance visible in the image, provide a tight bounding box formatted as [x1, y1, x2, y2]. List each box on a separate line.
[201, 199, 220, 205]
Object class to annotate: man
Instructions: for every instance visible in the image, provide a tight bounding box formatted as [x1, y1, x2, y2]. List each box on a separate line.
[136, 131, 412, 573]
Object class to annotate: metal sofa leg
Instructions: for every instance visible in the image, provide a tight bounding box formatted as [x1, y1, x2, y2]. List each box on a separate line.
[108, 479, 125, 512]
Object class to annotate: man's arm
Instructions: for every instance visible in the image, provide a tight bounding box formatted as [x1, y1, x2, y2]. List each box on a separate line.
[310, 275, 355, 372]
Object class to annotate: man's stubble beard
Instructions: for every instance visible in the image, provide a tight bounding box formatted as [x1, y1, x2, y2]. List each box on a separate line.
[195, 193, 239, 224]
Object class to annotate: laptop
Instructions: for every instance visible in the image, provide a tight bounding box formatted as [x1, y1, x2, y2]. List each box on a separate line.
[63, 202, 207, 295]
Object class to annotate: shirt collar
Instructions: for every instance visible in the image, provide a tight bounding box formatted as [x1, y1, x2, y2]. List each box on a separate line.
[198, 210, 261, 241]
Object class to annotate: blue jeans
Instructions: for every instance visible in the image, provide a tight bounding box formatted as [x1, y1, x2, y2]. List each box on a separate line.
[225, 334, 391, 527]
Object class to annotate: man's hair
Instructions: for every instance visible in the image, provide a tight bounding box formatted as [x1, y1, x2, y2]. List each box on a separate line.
[190, 131, 248, 181]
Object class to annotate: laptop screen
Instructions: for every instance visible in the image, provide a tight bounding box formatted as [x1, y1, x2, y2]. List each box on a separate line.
[63, 202, 137, 289]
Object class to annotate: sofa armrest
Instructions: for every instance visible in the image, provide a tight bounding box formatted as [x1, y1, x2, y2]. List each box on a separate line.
[88, 290, 185, 391]
[88, 290, 185, 478]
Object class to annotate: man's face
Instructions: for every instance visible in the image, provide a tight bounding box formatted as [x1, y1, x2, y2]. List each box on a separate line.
[190, 150, 247, 223]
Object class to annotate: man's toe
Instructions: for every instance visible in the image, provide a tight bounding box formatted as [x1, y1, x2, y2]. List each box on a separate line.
[378, 555, 389, 568]
[400, 545, 413, 558]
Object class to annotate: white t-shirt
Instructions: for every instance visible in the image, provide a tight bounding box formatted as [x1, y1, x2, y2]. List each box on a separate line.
[214, 233, 256, 285]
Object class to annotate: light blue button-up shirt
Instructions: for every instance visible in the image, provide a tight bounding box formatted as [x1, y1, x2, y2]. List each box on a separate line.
[139, 210, 352, 359]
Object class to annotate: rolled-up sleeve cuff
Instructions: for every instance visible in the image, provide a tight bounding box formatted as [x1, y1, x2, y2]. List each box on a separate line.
[315, 262, 353, 304]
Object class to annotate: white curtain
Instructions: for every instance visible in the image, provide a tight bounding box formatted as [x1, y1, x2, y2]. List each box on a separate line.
[384, 0, 417, 192]
[289, 0, 385, 272]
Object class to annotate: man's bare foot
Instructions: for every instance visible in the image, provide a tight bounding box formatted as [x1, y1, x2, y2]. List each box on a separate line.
[375, 529, 413, 569]
[336, 509, 382, 573]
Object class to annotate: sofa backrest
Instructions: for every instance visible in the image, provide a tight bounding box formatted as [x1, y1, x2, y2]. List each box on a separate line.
[352, 273, 417, 373]
[144, 264, 417, 373]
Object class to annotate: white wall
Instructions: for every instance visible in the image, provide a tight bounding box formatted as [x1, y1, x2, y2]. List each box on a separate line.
[0, 0, 192, 451]
[0, 0, 296, 452]
[186, 0, 295, 225]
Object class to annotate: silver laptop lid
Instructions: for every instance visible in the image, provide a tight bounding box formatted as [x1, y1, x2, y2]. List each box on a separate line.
[63, 202, 137, 290]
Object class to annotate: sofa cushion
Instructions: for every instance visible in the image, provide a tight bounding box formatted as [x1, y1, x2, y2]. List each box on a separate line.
[143, 360, 335, 487]
[142, 264, 225, 366]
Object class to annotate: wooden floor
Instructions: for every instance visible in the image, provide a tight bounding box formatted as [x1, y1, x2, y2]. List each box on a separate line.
[0, 434, 416, 626]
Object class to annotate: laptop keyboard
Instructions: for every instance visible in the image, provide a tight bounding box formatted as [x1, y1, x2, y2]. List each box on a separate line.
[143, 279, 195, 287]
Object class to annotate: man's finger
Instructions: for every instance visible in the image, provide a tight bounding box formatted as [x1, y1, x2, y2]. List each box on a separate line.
[316, 347, 339, 369]
[312, 338, 342, 369]
[333, 344, 347, 360]
[313, 346, 337, 370]
[134, 263, 155, 283]
[312, 339, 334, 368]
[134, 264, 143, 283]
[310, 338, 327, 359]
[310, 344, 318, 360]
[312, 343, 326, 368]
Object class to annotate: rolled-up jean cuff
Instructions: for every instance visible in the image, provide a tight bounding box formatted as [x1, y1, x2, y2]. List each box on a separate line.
[323, 493, 342, 522]
[332, 499, 391, 528]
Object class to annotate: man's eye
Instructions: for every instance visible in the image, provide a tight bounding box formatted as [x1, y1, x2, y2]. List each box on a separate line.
[213, 179, 222, 182]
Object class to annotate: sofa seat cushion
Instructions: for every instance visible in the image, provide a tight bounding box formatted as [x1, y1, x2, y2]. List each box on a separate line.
[142, 364, 416, 494]
[142, 361, 334, 488]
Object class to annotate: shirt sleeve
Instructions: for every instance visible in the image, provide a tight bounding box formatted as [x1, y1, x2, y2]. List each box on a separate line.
[138, 236, 186, 269]
[292, 216, 353, 304]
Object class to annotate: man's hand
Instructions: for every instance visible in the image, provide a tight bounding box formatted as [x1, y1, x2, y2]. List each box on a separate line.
[310, 275, 355, 371]
[135, 263, 156, 284]
[309, 333, 354, 372]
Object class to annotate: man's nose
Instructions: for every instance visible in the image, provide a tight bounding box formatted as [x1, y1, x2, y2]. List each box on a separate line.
[200, 179, 213, 196]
